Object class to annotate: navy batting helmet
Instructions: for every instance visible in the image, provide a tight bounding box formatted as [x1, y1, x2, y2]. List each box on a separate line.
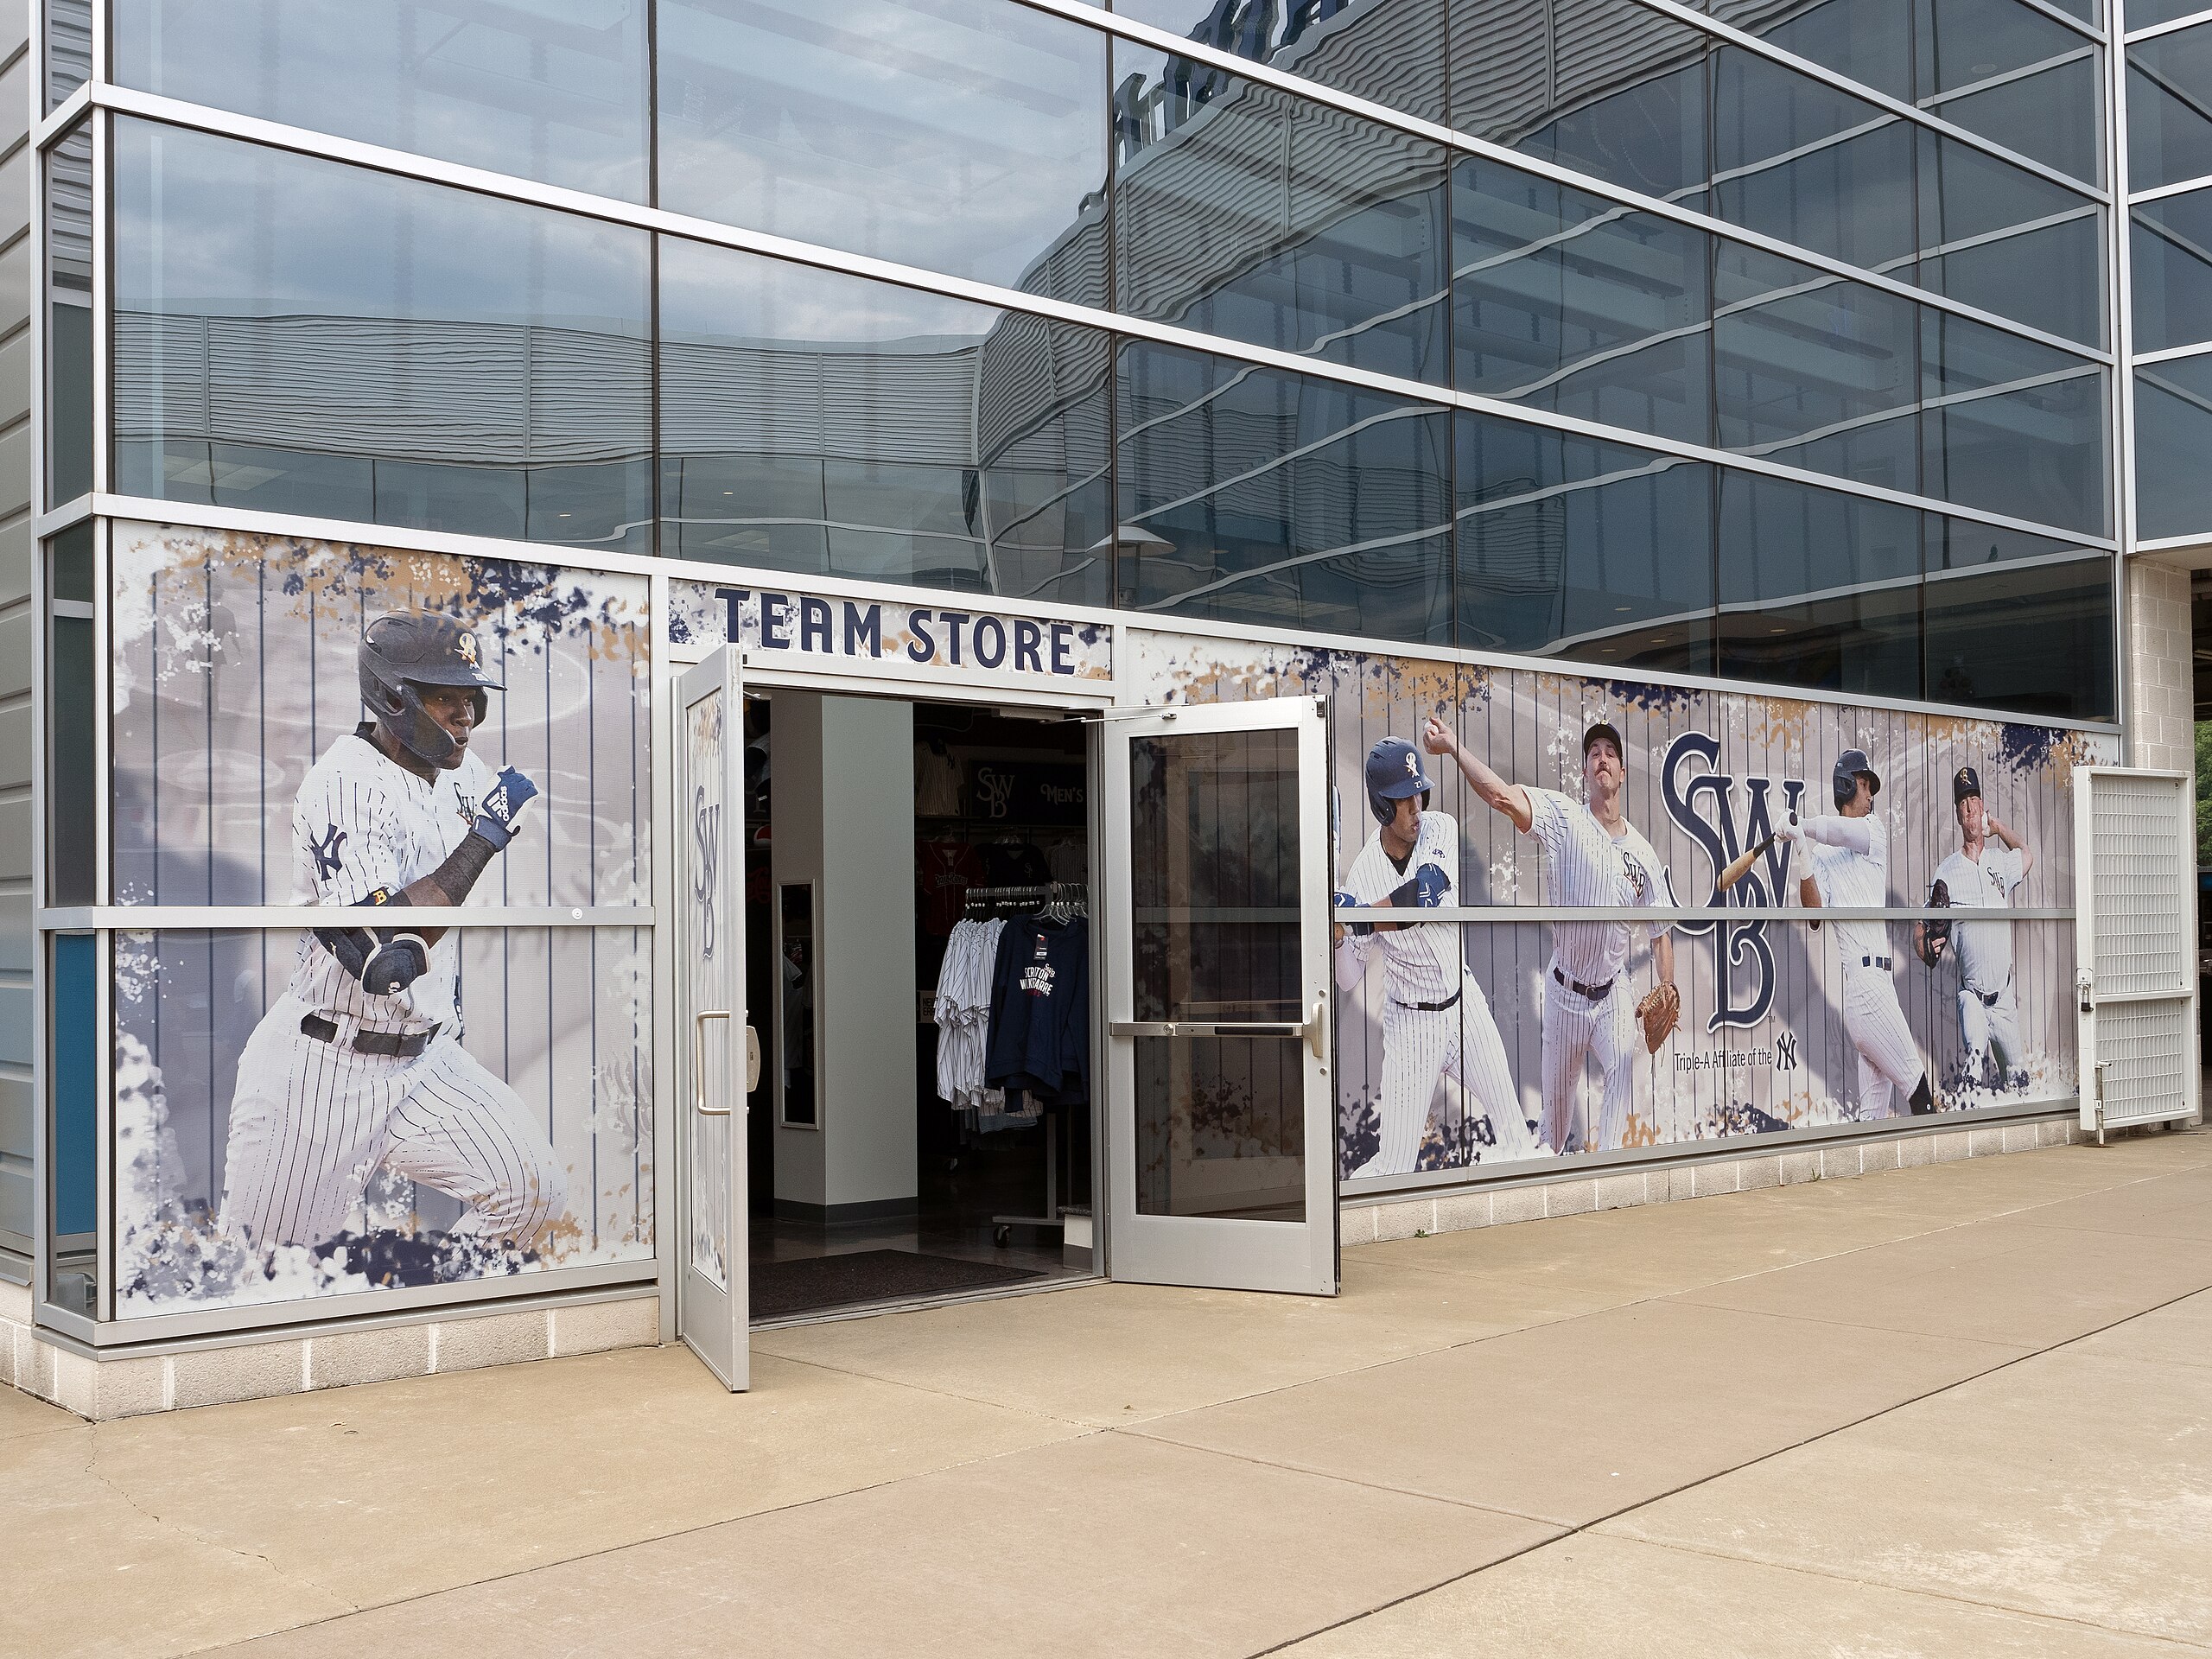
[1365, 736, 1434, 824]
[1831, 747, 1882, 809]
[359, 611, 501, 769]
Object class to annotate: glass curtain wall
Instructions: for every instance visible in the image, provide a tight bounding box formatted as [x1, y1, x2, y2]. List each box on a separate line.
[98, 0, 2120, 718]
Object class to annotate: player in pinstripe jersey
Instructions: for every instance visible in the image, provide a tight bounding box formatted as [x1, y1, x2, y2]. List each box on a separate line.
[1333, 734, 1532, 1177]
[217, 612, 568, 1267]
[1427, 717, 1679, 1155]
[1777, 748, 1937, 1119]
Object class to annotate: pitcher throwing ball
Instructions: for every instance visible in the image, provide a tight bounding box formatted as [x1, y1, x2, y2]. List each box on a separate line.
[219, 611, 567, 1262]
[1779, 748, 1937, 1119]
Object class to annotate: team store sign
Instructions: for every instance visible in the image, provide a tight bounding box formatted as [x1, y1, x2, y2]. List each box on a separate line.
[669, 580, 1113, 692]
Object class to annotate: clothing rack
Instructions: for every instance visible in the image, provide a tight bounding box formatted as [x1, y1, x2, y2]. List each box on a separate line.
[965, 881, 1087, 1244]
[963, 880, 1088, 919]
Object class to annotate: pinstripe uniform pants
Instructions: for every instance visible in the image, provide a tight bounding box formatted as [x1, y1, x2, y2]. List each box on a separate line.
[219, 995, 567, 1253]
[1537, 970, 1638, 1155]
[1355, 969, 1525, 1178]
[1958, 983, 2023, 1084]
[1845, 967, 1924, 1118]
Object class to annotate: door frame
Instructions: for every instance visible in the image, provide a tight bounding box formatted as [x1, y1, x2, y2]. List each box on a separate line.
[1096, 695, 1338, 1296]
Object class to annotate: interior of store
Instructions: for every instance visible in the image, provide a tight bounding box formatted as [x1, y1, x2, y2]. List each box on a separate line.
[740, 691, 1096, 1322]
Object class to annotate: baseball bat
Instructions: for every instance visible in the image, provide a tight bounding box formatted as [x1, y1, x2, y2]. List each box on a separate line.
[1714, 833, 1779, 894]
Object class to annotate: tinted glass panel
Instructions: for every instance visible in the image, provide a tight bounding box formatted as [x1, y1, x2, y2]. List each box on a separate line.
[1112, 39, 1448, 382]
[2127, 0, 2200, 24]
[1923, 555, 2113, 720]
[1112, 0, 1448, 122]
[1921, 344, 2107, 537]
[1930, 57, 2101, 187]
[112, 121, 652, 551]
[1452, 157, 1709, 444]
[115, 0, 650, 200]
[1117, 341, 1452, 642]
[2133, 192, 2212, 352]
[2129, 26, 2212, 193]
[1708, 0, 1911, 101]
[46, 0, 89, 110]
[662, 0, 1109, 299]
[1714, 473, 1921, 697]
[48, 934, 97, 1316]
[47, 525, 95, 908]
[1454, 413, 1714, 673]
[659, 239, 1112, 604]
[2134, 354, 2212, 540]
[45, 124, 92, 507]
[1915, 130, 2102, 346]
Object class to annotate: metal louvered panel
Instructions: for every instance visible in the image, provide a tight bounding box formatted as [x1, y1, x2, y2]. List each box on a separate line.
[2089, 772, 2191, 998]
[2094, 1000, 2193, 1129]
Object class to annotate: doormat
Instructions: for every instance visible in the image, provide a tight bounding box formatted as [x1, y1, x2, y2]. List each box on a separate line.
[750, 1249, 1044, 1319]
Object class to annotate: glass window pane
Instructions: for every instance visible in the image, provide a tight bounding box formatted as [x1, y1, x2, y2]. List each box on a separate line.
[1111, 0, 1448, 123]
[1452, 156, 1710, 445]
[111, 121, 652, 552]
[46, 525, 94, 909]
[661, 0, 1108, 298]
[1921, 315, 2107, 536]
[659, 239, 1112, 604]
[2133, 192, 2212, 353]
[1454, 412, 1714, 672]
[48, 933, 97, 1317]
[1928, 56, 2101, 188]
[1708, 0, 1912, 102]
[1113, 39, 1449, 382]
[1914, 130, 2103, 346]
[1116, 340, 1452, 642]
[45, 0, 89, 110]
[114, 0, 650, 201]
[1923, 554, 2113, 720]
[1713, 242, 1919, 493]
[2129, 27, 2212, 193]
[2128, 0, 2201, 25]
[2135, 354, 2212, 540]
[1714, 473, 1921, 698]
[45, 123, 91, 508]
[1460, 0, 1709, 205]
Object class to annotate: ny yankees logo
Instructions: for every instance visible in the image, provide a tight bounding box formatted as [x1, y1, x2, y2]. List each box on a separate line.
[1661, 732, 1808, 1033]
[1774, 1031, 1799, 1072]
[311, 823, 348, 881]
[693, 783, 720, 961]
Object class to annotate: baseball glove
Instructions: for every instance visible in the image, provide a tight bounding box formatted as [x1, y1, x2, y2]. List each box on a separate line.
[1634, 982, 1681, 1054]
[1916, 878, 1953, 969]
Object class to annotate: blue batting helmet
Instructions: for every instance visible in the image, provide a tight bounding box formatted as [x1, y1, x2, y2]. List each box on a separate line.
[1365, 736, 1434, 824]
[1832, 747, 1881, 809]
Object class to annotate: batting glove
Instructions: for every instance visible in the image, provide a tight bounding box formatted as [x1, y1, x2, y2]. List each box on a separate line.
[471, 766, 539, 851]
[1333, 890, 1372, 938]
[360, 934, 430, 996]
[1772, 813, 1802, 844]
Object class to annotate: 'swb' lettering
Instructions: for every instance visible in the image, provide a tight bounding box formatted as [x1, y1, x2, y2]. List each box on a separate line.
[311, 824, 348, 881]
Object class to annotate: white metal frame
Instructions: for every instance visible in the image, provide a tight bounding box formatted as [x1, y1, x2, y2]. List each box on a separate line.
[2072, 765, 2200, 1140]
[1097, 694, 1337, 1297]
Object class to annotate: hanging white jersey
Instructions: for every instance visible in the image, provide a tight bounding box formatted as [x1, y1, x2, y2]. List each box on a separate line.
[1804, 813, 1891, 963]
[1336, 811, 1464, 1005]
[1523, 787, 1675, 987]
[285, 726, 493, 1029]
[1934, 843, 2025, 994]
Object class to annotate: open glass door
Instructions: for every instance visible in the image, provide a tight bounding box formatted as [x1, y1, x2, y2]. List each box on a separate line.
[676, 646, 748, 1388]
[1102, 696, 1337, 1295]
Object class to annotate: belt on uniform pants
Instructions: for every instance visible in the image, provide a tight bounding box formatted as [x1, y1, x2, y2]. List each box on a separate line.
[300, 1012, 438, 1058]
[1968, 986, 2001, 1007]
[1392, 989, 1463, 1013]
[1551, 966, 1615, 1001]
[1858, 956, 1892, 971]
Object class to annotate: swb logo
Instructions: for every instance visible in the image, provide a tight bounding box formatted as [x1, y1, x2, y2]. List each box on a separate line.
[1660, 733, 1808, 1033]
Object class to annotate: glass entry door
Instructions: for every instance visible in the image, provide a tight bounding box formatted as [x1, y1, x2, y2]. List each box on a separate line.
[675, 646, 748, 1388]
[1102, 696, 1337, 1295]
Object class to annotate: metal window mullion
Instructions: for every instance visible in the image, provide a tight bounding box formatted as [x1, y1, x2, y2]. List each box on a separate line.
[647, 568, 676, 1344]
[93, 930, 111, 1320]
[89, 105, 107, 499]
[35, 906, 660, 927]
[2109, 0, 2139, 751]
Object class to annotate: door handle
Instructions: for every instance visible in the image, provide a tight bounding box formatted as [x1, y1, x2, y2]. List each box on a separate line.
[745, 1024, 761, 1094]
[1303, 994, 1328, 1062]
[694, 1009, 733, 1115]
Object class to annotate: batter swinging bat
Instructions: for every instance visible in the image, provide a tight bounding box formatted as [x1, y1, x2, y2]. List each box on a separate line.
[1714, 833, 1779, 894]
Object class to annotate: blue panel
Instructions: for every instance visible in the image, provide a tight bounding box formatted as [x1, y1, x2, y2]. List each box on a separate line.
[52, 935, 95, 1238]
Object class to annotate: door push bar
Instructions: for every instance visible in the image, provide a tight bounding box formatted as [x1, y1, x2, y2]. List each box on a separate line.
[1111, 996, 1329, 1061]
[693, 1009, 731, 1115]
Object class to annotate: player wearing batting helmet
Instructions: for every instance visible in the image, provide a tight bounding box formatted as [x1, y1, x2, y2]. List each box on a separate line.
[1777, 748, 1938, 1118]
[1332, 733, 1532, 1176]
[215, 610, 567, 1268]
[1431, 716, 1679, 1156]
[1920, 765, 2034, 1092]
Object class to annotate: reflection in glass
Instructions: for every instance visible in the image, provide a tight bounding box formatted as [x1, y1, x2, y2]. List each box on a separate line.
[111, 121, 652, 550]
[662, 0, 1108, 298]
[48, 934, 97, 1317]
[1914, 130, 2102, 348]
[1923, 556, 2114, 720]
[45, 0, 89, 110]
[1116, 341, 1452, 642]
[1111, 38, 1448, 382]
[2129, 25, 2212, 194]
[2135, 355, 2212, 541]
[779, 885, 817, 1128]
[45, 123, 92, 507]
[46, 524, 94, 908]
[1454, 414, 1714, 674]
[1128, 726, 1305, 1222]
[658, 240, 1112, 603]
[2133, 192, 2212, 353]
[114, 0, 650, 200]
[1112, 0, 1448, 120]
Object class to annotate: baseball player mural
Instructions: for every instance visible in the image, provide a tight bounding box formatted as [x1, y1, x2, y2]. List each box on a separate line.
[1430, 716, 1681, 1155]
[1916, 766, 2034, 1093]
[1779, 748, 1937, 1119]
[1332, 734, 1533, 1176]
[217, 612, 568, 1266]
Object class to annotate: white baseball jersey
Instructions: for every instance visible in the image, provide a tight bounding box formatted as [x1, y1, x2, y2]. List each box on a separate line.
[1933, 843, 2025, 994]
[1802, 813, 1891, 963]
[287, 725, 493, 1030]
[1523, 787, 1675, 988]
[1336, 811, 1464, 1006]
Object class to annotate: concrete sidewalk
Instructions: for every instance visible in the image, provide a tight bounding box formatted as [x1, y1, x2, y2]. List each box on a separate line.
[8, 1128, 2211, 1658]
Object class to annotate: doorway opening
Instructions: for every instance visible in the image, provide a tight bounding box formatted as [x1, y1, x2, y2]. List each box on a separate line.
[739, 690, 1096, 1322]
